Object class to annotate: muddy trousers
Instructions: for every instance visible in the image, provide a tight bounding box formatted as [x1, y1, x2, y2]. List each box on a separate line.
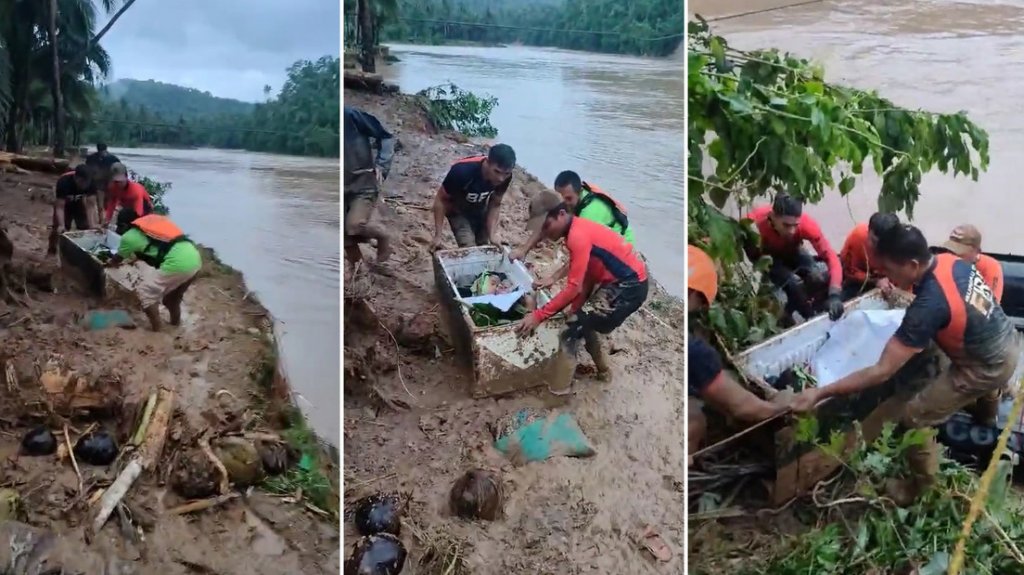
[551, 279, 649, 391]
[768, 252, 827, 320]
[895, 338, 1021, 501]
[344, 187, 390, 262]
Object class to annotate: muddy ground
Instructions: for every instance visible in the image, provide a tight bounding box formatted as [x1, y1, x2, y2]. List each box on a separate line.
[342, 89, 686, 574]
[0, 169, 339, 574]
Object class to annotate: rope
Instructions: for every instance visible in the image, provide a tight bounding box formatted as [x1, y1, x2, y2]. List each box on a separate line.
[395, 17, 684, 42]
[948, 376, 1024, 575]
[702, 0, 826, 23]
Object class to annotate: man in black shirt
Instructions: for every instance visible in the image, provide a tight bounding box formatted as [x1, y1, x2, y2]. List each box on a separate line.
[85, 143, 120, 220]
[688, 245, 793, 465]
[344, 106, 396, 265]
[430, 144, 516, 251]
[48, 165, 98, 254]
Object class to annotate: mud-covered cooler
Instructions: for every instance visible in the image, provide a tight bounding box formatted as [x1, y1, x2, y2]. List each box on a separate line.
[432, 245, 567, 398]
[58, 229, 143, 301]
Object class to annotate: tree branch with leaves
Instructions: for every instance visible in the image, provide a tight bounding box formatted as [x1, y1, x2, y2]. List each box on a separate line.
[687, 19, 990, 352]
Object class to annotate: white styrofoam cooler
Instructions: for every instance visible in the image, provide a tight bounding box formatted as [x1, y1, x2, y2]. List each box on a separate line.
[433, 245, 566, 398]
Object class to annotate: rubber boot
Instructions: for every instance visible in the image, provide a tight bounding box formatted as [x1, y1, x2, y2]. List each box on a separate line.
[144, 304, 162, 333]
[885, 434, 939, 506]
[548, 337, 579, 396]
[166, 299, 182, 327]
[965, 390, 1000, 428]
[375, 233, 393, 263]
[583, 330, 612, 382]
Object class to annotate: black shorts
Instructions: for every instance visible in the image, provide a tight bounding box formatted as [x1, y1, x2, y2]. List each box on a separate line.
[446, 212, 488, 248]
[563, 278, 649, 340]
[52, 202, 90, 231]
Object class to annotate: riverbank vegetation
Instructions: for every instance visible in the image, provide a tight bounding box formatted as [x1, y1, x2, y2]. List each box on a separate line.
[0, 0, 338, 158]
[348, 0, 684, 58]
[686, 19, 1020, 575]
[84, 56, 340, 157]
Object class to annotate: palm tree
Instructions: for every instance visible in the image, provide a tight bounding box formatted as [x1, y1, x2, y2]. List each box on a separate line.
[48, 0, 65, 156]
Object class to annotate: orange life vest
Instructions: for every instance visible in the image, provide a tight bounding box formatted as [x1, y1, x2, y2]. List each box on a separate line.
[577, 181, 629, 233]
[131, 214, 189, 268]
[934, 253, 967, 359]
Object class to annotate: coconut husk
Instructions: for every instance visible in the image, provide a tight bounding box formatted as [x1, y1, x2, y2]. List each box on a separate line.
[214, 437, 264, 487]
[449, 469, 504, 521]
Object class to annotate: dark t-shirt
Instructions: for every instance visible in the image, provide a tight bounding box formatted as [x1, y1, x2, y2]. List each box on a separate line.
[85, 152, 120, 171]
[441, 158, 511, 219]
[688, 335, 724, 397]
[895, 255, 1015, 363]
[55, 174, 97, 206]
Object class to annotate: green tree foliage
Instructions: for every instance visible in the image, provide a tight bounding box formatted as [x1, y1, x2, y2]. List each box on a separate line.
[0, 0, 113, 152]
[83, 56, 340, 157]
[417, 83, 498, 137]
[381, 0, 684, 57]
[687, 20, 989, 352]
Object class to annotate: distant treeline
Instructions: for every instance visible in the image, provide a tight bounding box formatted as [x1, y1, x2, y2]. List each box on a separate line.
[380, 0, 684, 57]
[83, 56, 340, 158]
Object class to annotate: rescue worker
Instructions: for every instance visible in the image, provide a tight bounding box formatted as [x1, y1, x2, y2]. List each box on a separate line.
[941, 224, 1004, 303]
[792, 224, 1019, 505]
[839, 212, 900, 300]
[513, 192, 648, 391]
[102, 163, 153, 228]
[48, 165, 98, 254]
[509, 170, 635, 289]
[108, 209, 202, 332]
[344, 106, 395, 265]
[745, 193, 845, 322]
[85, 142, 120, 220]
[687, 245, 793, 466]
[430, 144, 516, 251]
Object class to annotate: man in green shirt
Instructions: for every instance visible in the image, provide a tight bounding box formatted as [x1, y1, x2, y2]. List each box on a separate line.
[109, 209, 203, 332]
[510, 170, 636, 288]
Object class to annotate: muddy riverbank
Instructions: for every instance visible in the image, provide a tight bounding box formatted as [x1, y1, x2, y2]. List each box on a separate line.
[343, 89, 685, 574]
[0, 168, 339, 574]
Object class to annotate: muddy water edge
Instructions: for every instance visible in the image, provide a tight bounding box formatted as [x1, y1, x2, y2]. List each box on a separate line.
[0, 167, 339, 573]
[343, 85, 685, 574]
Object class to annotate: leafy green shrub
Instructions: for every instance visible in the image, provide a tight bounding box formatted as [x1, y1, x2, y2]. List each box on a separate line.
[417, 83, 499, 138]
[128, 170, 170, 215]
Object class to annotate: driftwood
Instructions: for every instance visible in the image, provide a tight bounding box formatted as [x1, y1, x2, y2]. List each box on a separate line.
[344, 70, 399, 94]
[91, 388, 174, 534]
[9, 155, 69, 174]
[167, 493, 239, 516]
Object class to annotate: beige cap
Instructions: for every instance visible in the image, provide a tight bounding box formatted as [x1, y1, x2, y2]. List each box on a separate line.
[526, 191, 565, 232]
[110, 162, 128, 183]
[943, 224, 982, 256]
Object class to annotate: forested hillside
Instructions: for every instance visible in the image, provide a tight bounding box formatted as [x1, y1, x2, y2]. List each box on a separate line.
[379, 0, 684, 57]
[84, 56, 340, 157]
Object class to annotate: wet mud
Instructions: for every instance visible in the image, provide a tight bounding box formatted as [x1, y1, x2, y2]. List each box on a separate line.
[343, 89, 685, 574]
[0, 170, 339, 574]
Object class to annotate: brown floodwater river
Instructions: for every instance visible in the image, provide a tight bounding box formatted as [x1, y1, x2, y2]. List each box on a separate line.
[693, 0, 1024, 253]
[112, 147, 340, 446]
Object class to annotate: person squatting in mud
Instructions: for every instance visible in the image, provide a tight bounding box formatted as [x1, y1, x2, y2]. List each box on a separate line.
[791, 224, 1020, 506]
[838, 211, 900, 300]
[509, 170, 635, 288]
[102, 162, 154, 229]
[344, 106, 396, 265]
[107, 209, 203, 332]
[430, 144, 516, 251]
[513, 191, 648, 393]
[745, 193, 845, 323]
[686, 245, 793, 467]
[48, 165, 99, 254]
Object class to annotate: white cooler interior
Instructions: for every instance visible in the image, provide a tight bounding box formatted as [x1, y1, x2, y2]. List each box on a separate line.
[437, 247, 553, 310]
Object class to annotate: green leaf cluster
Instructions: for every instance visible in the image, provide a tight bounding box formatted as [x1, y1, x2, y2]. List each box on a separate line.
[687, 20, 990, 352]
[416, 83, 499, 138]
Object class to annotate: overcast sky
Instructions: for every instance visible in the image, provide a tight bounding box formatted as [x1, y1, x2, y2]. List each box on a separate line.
[97, 0, 340, 102]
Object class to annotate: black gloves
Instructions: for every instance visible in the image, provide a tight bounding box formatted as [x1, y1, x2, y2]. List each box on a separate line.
[827, 288, 845, 321]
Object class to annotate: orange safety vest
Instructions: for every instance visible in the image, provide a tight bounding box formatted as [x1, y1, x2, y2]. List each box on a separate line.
[131, 214, 189, 268]
[577, 181, 629, 233]
[934, 253, 967, 359]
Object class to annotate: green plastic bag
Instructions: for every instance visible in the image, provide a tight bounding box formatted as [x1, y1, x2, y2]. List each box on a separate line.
[492, 408, 595, 464]
[82, 310, 136, 331]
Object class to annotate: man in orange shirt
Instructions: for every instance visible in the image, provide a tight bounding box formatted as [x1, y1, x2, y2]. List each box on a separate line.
[103, 163, 154, 228]
[839, 212, 900, 300]
[942, 224, 1004, 303]
[745, 193, 845, 322]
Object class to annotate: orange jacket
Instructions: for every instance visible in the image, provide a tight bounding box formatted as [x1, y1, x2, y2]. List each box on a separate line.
[840, 222, 885, 285]
[975, 254, 1004, 303]
[105, 180, 153, 222]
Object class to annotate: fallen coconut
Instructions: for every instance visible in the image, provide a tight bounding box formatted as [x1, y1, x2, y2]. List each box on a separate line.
[449, 468, 503, 521]
[171, 450, 218, 499]
[73, 430, 117, 466]
[214, 437, 264, 487]
[354, 492, 403, 536]
[255, 439, 295, 476]
[345, 533, 406, 575]
[20, 427, 56, 456]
